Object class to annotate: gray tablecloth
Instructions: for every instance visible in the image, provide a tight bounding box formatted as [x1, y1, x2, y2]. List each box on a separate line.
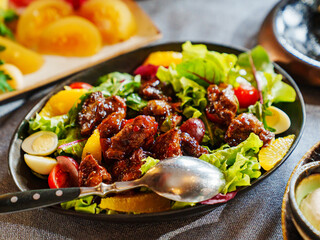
[1, 0, 320, 239]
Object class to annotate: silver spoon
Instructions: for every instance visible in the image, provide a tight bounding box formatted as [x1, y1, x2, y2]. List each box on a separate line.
[0, 156, 225, 214]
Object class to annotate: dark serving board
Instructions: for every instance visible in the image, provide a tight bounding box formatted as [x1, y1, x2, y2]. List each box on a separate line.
[8, 42, 305, 222]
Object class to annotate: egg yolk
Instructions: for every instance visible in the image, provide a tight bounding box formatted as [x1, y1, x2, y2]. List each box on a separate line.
[32, 134, 55, 153]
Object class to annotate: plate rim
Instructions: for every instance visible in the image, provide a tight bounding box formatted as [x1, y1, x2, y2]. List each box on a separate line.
[8, 41, 306, 222]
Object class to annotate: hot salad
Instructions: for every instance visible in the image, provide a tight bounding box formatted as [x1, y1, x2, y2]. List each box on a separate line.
[21, 42, 296, 214]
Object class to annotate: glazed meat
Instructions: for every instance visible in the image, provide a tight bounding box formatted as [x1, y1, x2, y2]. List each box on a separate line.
[78, 92, 126, 136]
[78, 154, 112, 187]
[139, 79, 170, 101]
[142, 100, 181, 129]
[99, 112, 126, 138]
[206, 83, 238, 127]
[112, 148, 149, 181]
[99, 112, 126, 165]
[105, 115, 158, 160]
[152, 128, 182, 160]
[180, 132, 209, 157]
[142, 100, 172, 117]
[225, 113, 275, 147]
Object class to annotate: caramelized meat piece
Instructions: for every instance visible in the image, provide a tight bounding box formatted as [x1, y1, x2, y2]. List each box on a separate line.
[78, 92, 126, 136]
[206, 83, 238, 127]
[105, 115, 158, 160]
[99, 112, 126, 165]
[225, 113, 275, 147]
[152, 128, 182, 160]
[142, 100, 181, 128]
[79, 154, 112, 187]
[139, 79, 170, 101]
[99, 111, 126, 138]
[112, 148, 149, 182]
[180, 132, 209, 157]
[142, 100, 172, 116]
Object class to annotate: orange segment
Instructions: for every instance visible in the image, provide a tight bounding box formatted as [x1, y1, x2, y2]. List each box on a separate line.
[39, 89, 87, 117]
[99, 192, 171, 213]
[143, 51, 183, 67]
[0, 36, 44, 74]
[16, 0, 73, 49]
[258, 134, 295, 171]
[82, 129, 101, 163]
[38, 16, 102, 57]
[78, 0, 137, 44]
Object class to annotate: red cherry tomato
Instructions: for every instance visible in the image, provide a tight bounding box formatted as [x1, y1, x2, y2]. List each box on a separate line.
[48, 157, 79, 189]
[69, 82, 93, 90]
[234, 85, 260, 108]
[10, 0, 34, 7]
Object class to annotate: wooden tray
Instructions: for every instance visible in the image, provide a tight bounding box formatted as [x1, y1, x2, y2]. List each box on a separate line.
[282, 141, 320, 239]
[0, 0, 161, 102]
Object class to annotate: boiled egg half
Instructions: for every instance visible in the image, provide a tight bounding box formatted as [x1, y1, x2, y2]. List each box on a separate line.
[24, 154, 57, 175]
[22, 131, 58, 156]
[265, 106, 291, 134]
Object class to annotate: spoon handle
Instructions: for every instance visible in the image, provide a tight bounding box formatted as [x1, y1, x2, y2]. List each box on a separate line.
[0, 188, 80, 214]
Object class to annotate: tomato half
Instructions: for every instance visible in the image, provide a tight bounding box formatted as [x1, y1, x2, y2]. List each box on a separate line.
[234, 85, 259, 108]
[69, 82, 93, 90]
[48, 164, 70, 188]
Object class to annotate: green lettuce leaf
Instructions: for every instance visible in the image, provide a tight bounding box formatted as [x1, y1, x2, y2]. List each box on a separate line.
[28, 113, 68, 138]
[93, 72, 146, 111]
[140, 156, 159, 175]
[199, 133, 263, 194]
[94, 72, 141, 97]
[125, 93, 148, 111]
[157, 66, 207, 118]
[61, 196, 98, 214]
[237, 45, 296, 105]
[57, 128, 87, 159]
[177, 41, 237, 85]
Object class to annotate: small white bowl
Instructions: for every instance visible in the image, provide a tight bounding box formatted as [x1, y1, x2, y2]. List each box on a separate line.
[289, 161, 320, 240]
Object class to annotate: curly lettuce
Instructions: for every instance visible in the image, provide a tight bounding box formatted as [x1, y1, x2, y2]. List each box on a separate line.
[200, 133, 263, 194]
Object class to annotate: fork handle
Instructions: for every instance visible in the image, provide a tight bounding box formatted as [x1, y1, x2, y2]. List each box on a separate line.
[0, 188, 80, 214]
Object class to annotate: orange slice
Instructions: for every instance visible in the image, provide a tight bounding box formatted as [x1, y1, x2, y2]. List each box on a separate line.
[99, 192, 171, 213]
[258, 134, 295, 171]
[82, 129, 101, 163]
[39, 89, 87, 117]
[143, 51, 182, 67]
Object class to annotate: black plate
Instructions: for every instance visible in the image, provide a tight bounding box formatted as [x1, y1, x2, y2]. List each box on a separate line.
[8, 42, 306, 222]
